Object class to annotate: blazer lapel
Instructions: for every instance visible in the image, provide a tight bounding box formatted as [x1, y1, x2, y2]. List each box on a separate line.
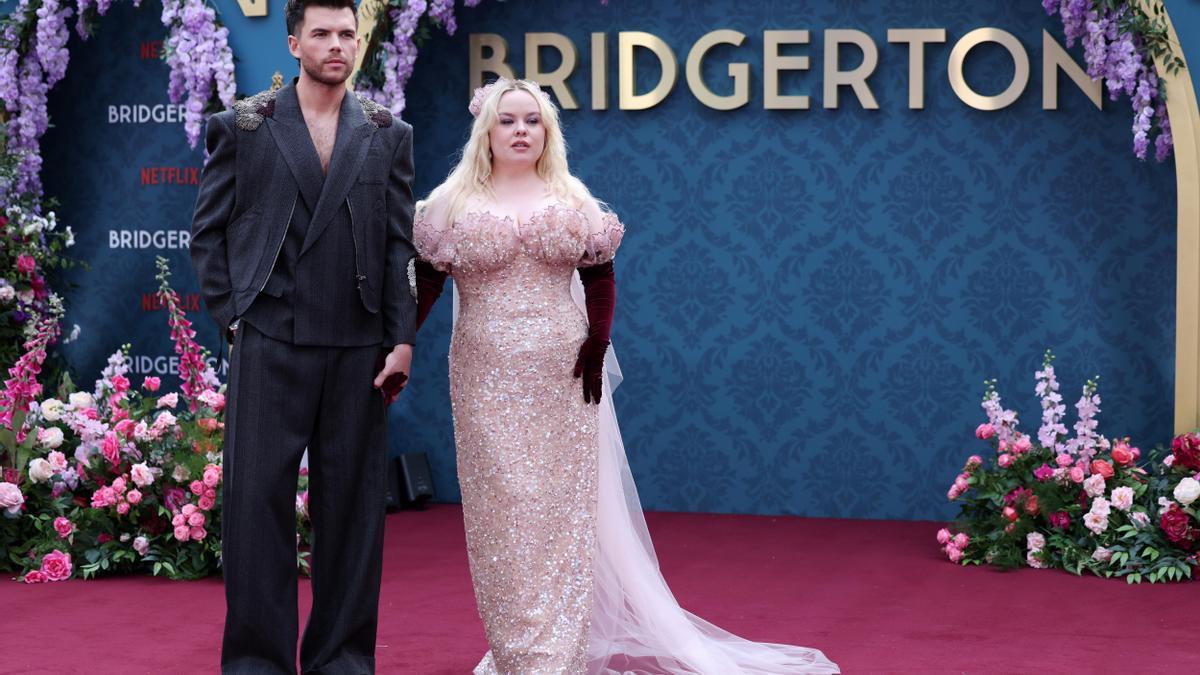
[300, 92, 373, 256]
[264, 83, 324, 214]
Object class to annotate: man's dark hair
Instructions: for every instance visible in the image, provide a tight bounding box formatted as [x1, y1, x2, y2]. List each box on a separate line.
[285, 0, 357, 37]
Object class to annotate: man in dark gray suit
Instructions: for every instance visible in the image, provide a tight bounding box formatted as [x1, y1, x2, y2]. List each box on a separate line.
[189, 0, 415, 671]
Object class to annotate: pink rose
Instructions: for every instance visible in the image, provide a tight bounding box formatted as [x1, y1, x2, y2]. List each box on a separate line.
[1111, 442, 1135, 466]
[172, 513, 186, 527]
[1003, 506, 1018, 522]
[173, 525, 191, 541]
[111, 477, 126, 494]
[23, 570, 47, 584]
[998, 440, 1009, 452]
[190, 527, 207, 541]
[1013, 436, 1032, 454]
[187, 512, 205, 528]
[102, 432, 121, 466]
[133, 536, 150, 556]
[952, 533, 969, 549]
[198, 390, 225, 412]
[1091, 460, 1115, 479]
[1069, 466, 1086, 483]
[975, 423, 995, 440]
[110, 374, 130, 394]
[126, 489, 142, 505]
[101, 486, 117, 505]
[156, 393, 178, 410]
[189, 480, 204, 496]
[203, 487, 216, 500]
[1049, 511, 1071, 529]
[130, 463, 154, 488]
[964, 455, 983, 472]
[1109, 486, 1134, 511]
[1056, 454, 1074, 468]
[947, 485, 961, 501]
[997, 453, 1013, 468]
[47, 451, 67, 472]
[202, 467, 220, 488]
[198, 496, 215, 511]
[113, 419, 136, 438]
[936, 528, 951, 545]
[15, 254, 36, 275]
[142, 376, 160, 392]
[117, 502, 130, 515]
[182, 503, 197, 516]
[53, 517, 73, 538]
[953, 474, 969, 491]
[40, 550, 72, 581]
[946, 546, 963, 563]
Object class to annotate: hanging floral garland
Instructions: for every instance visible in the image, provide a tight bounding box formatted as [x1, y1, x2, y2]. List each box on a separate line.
[1043, 0, 1183, 161]
[355, 0, 484, 116]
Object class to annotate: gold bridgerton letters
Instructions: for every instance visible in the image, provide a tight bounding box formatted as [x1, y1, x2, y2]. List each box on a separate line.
[469, 29, 1104, 112]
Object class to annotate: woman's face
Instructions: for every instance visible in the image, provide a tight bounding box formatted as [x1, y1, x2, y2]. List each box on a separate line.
[489, 90, 546, 169]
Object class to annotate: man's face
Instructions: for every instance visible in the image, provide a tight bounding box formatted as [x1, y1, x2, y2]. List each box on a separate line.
[288, 6, 358, 86]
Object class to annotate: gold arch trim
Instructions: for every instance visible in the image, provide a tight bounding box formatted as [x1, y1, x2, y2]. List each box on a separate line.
[1160, 7, 1200, 433]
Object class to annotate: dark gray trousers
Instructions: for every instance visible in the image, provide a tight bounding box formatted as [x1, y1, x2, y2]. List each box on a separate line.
[220, 322, 388, 675]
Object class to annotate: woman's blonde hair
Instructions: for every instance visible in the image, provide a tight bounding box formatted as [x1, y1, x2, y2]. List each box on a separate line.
[419, 78, 598, 225]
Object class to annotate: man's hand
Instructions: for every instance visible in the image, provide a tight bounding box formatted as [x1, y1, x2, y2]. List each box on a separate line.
[374, 344, 413, 405]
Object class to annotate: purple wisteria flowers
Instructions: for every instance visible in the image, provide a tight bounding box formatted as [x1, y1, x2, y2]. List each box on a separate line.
[1044, 0, 1173, 161]
[357, 0, 483, 116]
[161, 0, 236, 148]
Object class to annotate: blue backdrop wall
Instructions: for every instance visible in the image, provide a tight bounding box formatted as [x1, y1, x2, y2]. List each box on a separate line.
[42, 0, 1178, 520]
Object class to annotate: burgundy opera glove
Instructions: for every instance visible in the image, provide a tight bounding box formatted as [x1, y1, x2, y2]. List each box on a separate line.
[375, 352, 409, 406]
[573, 261, 616, 404]
[415, 259, 449, 332]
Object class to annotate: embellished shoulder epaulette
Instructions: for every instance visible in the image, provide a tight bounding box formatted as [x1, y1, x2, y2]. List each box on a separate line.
[356, 94, 394, 129]
[233, 89, 277, 131]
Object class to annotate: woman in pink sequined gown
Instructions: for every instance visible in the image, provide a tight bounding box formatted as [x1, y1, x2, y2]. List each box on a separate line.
[412, 79, 838, 675]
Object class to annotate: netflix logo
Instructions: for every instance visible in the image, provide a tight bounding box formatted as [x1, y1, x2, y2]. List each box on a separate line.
[140, 41, 163, 60]
[141, 167, 200, 186]
[142, 292, 201, 312]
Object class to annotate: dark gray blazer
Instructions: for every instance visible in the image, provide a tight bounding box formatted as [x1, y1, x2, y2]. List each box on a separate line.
[189, 82, 417, 348]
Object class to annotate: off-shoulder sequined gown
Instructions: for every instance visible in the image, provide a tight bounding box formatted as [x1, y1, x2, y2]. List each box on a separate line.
[416, 204, 624, 673]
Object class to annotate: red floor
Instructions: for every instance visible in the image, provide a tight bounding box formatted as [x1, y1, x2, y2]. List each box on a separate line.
[3, 504, 1198, 674]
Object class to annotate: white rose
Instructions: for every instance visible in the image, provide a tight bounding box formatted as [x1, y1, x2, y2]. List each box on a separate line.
[40, 398, 64, 421]
[1174, 477, 1200, 506]
[133, 536, 150, 556]
[0, 286, 13, 303]
[27, 458, 53, 483]
[39, 427, 64, 449]
[130, 463, 155, 488]
[0, 482, 24, 514]
[68, 392, 94, 410]
[1084, 474, 1107, 498]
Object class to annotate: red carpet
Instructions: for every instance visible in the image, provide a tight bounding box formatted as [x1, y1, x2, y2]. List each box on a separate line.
[3, 505, 1197, 673]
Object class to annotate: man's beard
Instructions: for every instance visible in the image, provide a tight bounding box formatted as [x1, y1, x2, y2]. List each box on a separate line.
[302, 57, 350, 86]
